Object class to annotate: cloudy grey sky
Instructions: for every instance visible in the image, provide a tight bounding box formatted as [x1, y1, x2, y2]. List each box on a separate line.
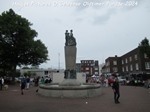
[0, 0, 150, 69]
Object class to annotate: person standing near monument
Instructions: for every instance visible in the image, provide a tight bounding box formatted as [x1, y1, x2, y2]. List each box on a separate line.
[112, 77, 120, 104]
[41, 77, 45, 84]
[26, 76, 30, 90]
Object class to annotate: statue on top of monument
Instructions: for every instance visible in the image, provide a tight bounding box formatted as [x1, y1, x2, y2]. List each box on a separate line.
[65, 30, 76, 46]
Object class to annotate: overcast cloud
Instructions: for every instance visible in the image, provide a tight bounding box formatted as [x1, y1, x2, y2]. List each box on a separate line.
[0, 0, 150, 69]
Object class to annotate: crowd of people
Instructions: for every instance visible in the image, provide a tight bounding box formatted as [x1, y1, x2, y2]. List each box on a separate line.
[34, 76, 52, 86]
[87, 76, 109, 87]
[20, 76, 52, 95]
[87, 75, 150, 89]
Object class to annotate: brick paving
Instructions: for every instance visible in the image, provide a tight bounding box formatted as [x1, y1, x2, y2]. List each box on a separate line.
[0, 84, 150, 112]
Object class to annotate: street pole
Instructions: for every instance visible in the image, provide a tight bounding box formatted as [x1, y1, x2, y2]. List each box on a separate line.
[58, 53, 60, 71]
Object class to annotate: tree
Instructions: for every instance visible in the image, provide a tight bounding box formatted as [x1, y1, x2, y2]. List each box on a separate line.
[22, 66, 30, 69]
[138, 37, 150, 58]
[0, 9, 49, 83]
[23, 71, 36, 77]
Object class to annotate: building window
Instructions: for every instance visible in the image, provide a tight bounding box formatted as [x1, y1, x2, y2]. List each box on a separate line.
[129, 56, 132, 62]
[126, 66, 128, 71]
[113, 67, 118, 72]
[86, 72, 89, 74]
[95, 67, 98, 70]
[95, 72, 98, 75]
[106, 61, 110, 66]
[125, 58, 128, 63]
[135, 63, 139, 70]
[91, 64, 94, 66]
[130, 64, 133, 71]
[44, 71, 48, 75]
[144, 53, 148, 58]
[145, 62, 150, 69]
[85, 67, 89, 70]
[122, 60, 124, 64]
[113, 61, 117, 65]
[107, 68, 110, 72]
[122, 67, 124, 72]
[134, 54, 137, 60]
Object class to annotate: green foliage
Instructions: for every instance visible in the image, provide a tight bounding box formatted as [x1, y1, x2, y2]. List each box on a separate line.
[0, 9, 49, 81]
[22, 66, 30, 69]
[16, 70, 21, 77]
[138, 37, 150, 58]
[23, 71, 36, 77]
[32, 72, 36, 77]
[23, 72, 28, 77]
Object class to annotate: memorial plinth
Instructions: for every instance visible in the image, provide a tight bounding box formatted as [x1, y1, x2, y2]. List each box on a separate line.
[65, 46, 76, 70]
[59, 46, 81, 86]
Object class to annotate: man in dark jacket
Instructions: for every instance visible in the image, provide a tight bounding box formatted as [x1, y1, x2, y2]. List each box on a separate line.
[112, 77, 120, 104]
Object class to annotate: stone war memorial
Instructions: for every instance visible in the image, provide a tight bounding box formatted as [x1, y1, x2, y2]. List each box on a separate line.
[64, 30, 77, 79]
[38, 30, 102, 98]
[59, 30, 81, 86]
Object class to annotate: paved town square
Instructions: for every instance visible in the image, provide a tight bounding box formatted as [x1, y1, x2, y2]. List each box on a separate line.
[0, 85, 150, 112]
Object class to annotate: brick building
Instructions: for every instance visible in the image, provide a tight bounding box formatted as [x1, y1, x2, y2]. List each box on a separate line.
[102, 55, 122, 75]
[102, 47, 150, 76]
[80, 60, 99, 77]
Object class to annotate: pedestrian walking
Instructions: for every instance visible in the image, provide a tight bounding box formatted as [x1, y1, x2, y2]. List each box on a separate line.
[20, 76, 26, 95]
[26, 76, 30, 90]
[35, 77, 39, 86]
[1, 77, 4, 90]
[112, 77, 120, 104]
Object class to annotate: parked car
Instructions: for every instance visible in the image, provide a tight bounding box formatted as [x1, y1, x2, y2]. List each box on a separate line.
[144, 79, 150, 88]
[118, 76, 126, 85]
